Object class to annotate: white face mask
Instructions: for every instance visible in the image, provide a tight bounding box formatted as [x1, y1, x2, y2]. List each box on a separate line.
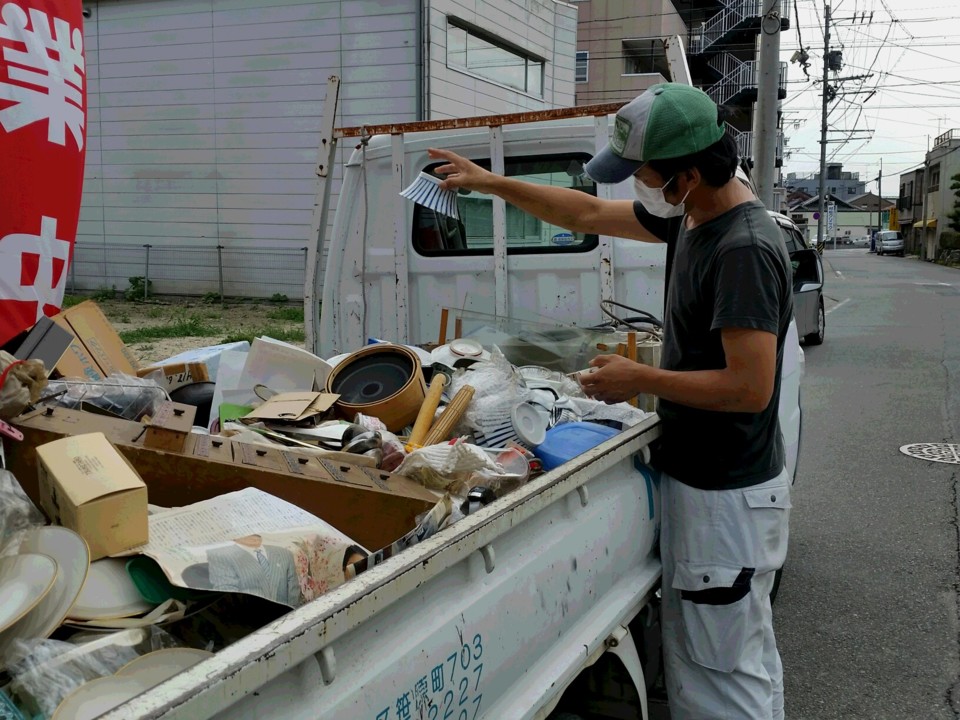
[633, 175, 690, 218]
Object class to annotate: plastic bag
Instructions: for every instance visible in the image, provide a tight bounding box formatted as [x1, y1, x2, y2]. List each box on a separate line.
[43, 373, 169, 422]
[0, 470, 45, 558]
[394, 439, 526, 496]
[6, 626, 180, 718]
[0, 350, 47, 419]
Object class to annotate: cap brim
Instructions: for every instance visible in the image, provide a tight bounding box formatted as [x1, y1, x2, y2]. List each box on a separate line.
[584, 145, 643, 184]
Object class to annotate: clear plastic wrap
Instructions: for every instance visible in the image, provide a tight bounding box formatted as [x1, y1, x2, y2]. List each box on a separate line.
[6, 627, 180, 718]
[43, 373, 169, 422]
[0, 351, 47, 420]
[394, 439, 527, 496]
[0, 470, 45, 558]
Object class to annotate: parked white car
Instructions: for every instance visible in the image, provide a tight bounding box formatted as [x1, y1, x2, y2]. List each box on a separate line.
[876, 230, 905, 256]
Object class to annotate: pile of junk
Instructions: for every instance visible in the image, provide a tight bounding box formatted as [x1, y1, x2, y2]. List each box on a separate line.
[0, 299, 661, 719]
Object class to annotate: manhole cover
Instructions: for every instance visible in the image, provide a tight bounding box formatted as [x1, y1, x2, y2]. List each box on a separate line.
[899, 443, 960, 465]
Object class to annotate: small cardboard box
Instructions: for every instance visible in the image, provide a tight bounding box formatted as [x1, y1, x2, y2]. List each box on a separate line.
[143, 402, 197, 453]
[36, 432, 148, 560]
[52, 301, 139, 381]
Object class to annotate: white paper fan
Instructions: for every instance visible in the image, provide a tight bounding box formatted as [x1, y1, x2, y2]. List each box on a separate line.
[399, 172, 460, 220]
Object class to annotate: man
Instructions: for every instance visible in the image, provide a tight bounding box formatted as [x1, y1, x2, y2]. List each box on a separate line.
[428, 83, 792, 719]
[206, 533, 301, 607]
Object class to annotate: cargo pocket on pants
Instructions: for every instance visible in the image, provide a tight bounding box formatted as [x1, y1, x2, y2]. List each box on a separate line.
[672, 562, 755, 673]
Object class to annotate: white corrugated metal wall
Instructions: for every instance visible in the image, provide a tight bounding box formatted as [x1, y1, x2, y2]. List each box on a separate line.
[76, 0, 576, 299]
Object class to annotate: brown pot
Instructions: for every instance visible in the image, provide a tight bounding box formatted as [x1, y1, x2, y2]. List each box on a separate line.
[325, 345, 427, 432]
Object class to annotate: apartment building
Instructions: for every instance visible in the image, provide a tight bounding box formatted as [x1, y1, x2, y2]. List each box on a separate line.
[573, 0, 790, 168]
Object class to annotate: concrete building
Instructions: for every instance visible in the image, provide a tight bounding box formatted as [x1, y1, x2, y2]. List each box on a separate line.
[572, 0, 790, 168]
[917, 129, 960, 260]
[785, 162, 866, 203]
[898, 167, 925, 254]
[76, 0, 577, 297]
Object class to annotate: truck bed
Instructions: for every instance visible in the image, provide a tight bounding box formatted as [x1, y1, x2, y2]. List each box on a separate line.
[105, 416, 662, 720]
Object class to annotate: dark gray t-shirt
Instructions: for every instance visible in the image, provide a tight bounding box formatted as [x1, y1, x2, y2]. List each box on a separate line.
[633, 200, 794, 490]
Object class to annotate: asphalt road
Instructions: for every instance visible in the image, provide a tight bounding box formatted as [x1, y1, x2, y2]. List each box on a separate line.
[776, 250, 960, 719]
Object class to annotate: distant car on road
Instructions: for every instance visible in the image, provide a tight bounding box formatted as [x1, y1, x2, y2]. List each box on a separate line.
[772, 212, 825, 345]
[876, 230, 905, 257]
[853, 236, 870, 248]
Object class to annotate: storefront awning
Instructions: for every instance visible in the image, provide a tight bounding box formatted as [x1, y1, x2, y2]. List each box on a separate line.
[912, 218, 937, 228]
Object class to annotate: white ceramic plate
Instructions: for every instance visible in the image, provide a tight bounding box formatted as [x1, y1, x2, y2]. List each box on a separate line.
[0, 553, 58, 635]
[19, 527, 90, 639]
[116, 647, 213, 685]
[51, 675, 152, 720]
[68, 557, 156, 621]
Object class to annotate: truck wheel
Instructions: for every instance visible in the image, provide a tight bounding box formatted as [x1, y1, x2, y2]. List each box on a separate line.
[804, 301, 825, 346]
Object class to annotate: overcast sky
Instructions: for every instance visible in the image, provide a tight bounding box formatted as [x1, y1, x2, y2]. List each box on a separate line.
[778, 0, 960, 194]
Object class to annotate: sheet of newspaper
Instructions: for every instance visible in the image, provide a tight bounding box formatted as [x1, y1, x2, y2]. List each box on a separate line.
[136, 488, 365, 608]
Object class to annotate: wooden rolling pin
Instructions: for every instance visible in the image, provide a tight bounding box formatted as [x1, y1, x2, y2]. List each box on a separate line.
[422, 385, 475, 446]
[405, 373, 448, 452]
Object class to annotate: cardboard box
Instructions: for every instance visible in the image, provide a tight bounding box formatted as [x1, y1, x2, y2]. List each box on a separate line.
[52, 301, 139, 381]
[11, 316, 75, 377]
[243, 392, 339, 424]
[143, 402, 197, 453]
[12, 407, 438, 552]
[137, 361, 210, 393]
[36, 432, 149, 560]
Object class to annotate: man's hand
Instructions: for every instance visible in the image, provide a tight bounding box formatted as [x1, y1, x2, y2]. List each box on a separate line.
[578, 354, 647, 404]
[427, 148, 495, 193]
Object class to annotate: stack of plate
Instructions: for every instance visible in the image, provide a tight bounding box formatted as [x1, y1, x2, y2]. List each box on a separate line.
[65, 558, 158, 630]
[51, 648, 212, 720]
[0, 526, 91, 664]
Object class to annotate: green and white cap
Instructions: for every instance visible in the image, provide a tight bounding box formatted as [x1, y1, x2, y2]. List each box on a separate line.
[584, 83, 726, 184]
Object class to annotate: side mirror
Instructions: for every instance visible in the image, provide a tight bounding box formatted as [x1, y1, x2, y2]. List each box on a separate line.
[797, 282, 821, 293]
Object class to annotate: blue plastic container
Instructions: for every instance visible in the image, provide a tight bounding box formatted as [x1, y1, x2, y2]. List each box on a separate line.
[533, 422, 621, 471]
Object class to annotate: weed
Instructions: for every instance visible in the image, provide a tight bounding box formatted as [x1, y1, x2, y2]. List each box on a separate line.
[119, 314, 215, 344]
[125, 276, 153, 302]
[146, 307, 164, 319]
[92, 286, 115, 302]
[202, 291, 221, 304]
[220, 326, 306, 345]
[117, 314, 131, 324]
[61, 294, 84, 308]
[266, 306, 304, 322]
[270, 293, 289, 304]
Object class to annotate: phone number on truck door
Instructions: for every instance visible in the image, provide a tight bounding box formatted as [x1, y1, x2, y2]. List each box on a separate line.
[374, 632, 485, 720]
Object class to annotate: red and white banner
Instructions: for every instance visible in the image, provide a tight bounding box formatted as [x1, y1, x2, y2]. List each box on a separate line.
[0, 0, 86, 347]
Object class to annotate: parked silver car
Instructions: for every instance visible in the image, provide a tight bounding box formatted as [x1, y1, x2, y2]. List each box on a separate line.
[771, 212, 825, 345]
[876, 230, 905, 257]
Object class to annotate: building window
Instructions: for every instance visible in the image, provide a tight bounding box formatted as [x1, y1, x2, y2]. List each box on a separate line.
[929, 164, 941, 192]
[622, 38, 670, 77]
[575, 51, 589, 83]
[413, 154, 598, 256]
[447, 20, 544, 97]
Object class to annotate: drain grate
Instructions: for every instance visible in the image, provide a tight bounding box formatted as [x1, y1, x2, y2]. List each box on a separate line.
[899, 443, 960, 465]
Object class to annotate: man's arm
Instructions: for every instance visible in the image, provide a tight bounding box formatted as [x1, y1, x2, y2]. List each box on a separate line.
[427, 148, 663, 243]
[579, 327, 777, 413]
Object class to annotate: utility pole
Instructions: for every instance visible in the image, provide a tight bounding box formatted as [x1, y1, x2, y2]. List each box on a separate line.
[816, 3, 831, 248]
[920, 135, 930, 260]
[753, 0, 782, 209]
[876, 157, 883, 241]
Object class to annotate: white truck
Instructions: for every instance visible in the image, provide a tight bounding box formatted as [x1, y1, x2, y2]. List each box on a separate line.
[105, 103, 805, 720]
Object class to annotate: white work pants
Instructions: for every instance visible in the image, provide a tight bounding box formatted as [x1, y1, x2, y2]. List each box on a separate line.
[660, 468, 791, 720]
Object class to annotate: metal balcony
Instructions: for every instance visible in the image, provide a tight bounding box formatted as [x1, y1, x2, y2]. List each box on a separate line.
[689, 0, 792, 55]
[705, 53, 788, 106]
[726, 123, 784, 167]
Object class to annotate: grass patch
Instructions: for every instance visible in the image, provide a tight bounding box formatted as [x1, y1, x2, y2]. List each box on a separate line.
[220, 326, 306, 345]
[119, 315, 215, 344]
[266, 306, 304, 322]
[62, 294, 84, 308]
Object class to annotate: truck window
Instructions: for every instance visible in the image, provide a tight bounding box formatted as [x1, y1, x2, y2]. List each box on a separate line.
[413, 154, 599, 256]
